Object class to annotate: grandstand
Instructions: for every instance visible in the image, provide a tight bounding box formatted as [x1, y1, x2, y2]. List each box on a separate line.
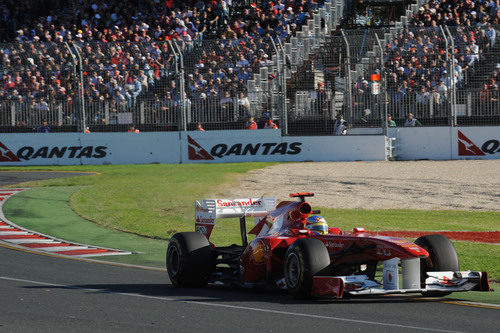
[0, 0, 498, 133]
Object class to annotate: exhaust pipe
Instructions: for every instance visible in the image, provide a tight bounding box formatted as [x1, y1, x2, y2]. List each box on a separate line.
[298, 202, 312, 217]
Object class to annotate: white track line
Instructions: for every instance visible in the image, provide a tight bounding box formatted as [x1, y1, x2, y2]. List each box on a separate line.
[6, 239, 57, 244]
[40, 246, 90, 252]
[0, 231, 31, 235]
[0, 276, 461, 333]
[76, 252, 129, 258]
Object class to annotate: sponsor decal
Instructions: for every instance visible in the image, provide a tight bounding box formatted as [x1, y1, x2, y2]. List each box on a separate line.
[195, 216, 215, 224]
[0, 141, 107, 162]
[324, 240, 345, 250]
[376, 245, 392, 257]
[457, 131, 487, 156]
[196, 205, 210, 213]
[252, 242, 265, 263]
[195, 225, 207, 234]
[187, 136, 302, 160]
[0, 142, 21, 162]
[216, 198, 263, 207]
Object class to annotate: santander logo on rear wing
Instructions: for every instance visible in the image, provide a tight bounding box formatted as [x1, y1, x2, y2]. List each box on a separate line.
[195, 197, 276, 239]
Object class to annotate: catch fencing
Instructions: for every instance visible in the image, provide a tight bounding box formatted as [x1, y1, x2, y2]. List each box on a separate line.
[0, 24, 498, 134]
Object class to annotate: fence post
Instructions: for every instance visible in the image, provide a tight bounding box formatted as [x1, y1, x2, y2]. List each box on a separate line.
[168, 41, 183, 132]
[174, 41, 187, 132]
[375, 33, 388, 136]
[276, 38, 288, 135]
[10, 103, 15, 126]
[67, 42, 86, 132]
[439, 25, 453, 126]
[444, 25, 457, 126]
[105, 102, 109, 125]
[341, 30, 353, 120]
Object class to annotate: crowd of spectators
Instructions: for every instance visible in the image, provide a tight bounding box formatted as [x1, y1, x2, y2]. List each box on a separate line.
[352, 0, 499, 121]
[1, 0, 330, 128]
[477, 62, 499, 113]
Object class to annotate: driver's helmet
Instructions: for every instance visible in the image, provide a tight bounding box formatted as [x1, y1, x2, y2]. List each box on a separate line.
[305, 215, 328, 235]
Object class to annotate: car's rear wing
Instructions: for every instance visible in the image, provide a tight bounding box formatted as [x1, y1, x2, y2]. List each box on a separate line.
[195, 197, 276, 240]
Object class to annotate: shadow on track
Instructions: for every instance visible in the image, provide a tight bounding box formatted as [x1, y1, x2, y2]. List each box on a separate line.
[23, 282, 435, 305]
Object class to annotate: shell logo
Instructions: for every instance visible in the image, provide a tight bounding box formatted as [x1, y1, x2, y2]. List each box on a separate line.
[252, 242, 265, 263]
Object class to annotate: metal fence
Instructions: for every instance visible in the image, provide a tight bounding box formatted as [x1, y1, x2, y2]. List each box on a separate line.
[1, 25, 498, 134]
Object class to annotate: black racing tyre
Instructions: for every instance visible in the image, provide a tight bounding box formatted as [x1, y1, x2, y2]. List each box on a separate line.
[284, 238, 331, 299]
[166, 232, 212, 287]
[415, 234, 460, 297]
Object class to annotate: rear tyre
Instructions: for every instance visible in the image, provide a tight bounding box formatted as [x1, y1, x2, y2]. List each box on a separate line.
[284, 238, 330, 299]
[166, 232, 212, 287]
[415, 234, 459, 297]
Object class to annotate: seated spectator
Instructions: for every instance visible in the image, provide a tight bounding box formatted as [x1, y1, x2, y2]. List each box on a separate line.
[37, 120, 50, 133]
[404, 113, 422, 127]
[245, 116, 257, 129]
[128, 125, 140, 133]
[387, 115, 396, 127]
[333, 114, 348, 135]
[264, 118, 279, 129]
[237, 92, 250, 117]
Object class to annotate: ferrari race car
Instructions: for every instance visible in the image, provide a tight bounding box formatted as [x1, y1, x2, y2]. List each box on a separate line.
[166, 193, 490, 298]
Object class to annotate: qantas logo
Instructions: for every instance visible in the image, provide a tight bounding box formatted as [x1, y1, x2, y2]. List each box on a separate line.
[187, 136, 302, 160]
[458, 131, 499, 156]
[0, 142, 21, 162]
[0, 141, 107, 162]
[458, 131, 485, 156]
[188, 135, 214, 160]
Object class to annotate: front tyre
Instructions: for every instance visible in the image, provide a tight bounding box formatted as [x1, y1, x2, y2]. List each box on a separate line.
[166, 232, 212, 287]
[284, 238, 330, 299]
[415, 234, 459, 297]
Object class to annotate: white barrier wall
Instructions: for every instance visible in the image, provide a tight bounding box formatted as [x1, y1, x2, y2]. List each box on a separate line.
[0, 133, 181, 165]
[181, 130, 387, 163]
[389, 127, 500, 160]
[0, 131, 386, 165]
[2, 127, 496, 165]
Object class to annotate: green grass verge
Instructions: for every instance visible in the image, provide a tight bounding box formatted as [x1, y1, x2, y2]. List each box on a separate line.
[1, 163, 276, 242]
[319, 208, 499, 232]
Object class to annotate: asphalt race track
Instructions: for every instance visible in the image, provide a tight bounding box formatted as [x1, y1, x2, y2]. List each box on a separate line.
[0, 171, 93, 186]
[0, 172, 498, 332]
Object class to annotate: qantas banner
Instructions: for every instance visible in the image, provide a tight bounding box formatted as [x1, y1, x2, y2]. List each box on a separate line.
[453, 128, 500, 159]
[0, 133, 180, 165]
[389, 126, 500, 160]
[181, 130, 386, 163]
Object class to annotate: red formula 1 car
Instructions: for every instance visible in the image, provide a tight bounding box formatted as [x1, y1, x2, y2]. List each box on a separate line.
[166, 193, 490, 298]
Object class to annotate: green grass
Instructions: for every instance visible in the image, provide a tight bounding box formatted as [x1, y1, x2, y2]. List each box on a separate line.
[1, 163, 276, 242]
[319, 208, 499, 232]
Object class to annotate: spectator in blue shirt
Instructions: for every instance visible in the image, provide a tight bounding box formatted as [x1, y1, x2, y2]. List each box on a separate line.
[37, 120, 51, 133]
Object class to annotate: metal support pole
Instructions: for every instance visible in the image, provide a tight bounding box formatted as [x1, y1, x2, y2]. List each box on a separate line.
[375, 34, 388, 136]
[66, 42, 85, 132]
[277, 38, 288, 135]
[74, 45, 86, 132]
[445, 25, 457, 126]
[341, 30, 353, 121]
[168, 41, 182, 132]
[440, 25, 452, 126]
[173, 41, 187, 132]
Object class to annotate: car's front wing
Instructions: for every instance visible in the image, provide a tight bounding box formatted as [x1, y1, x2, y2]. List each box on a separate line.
[311, 271, 490, 298]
